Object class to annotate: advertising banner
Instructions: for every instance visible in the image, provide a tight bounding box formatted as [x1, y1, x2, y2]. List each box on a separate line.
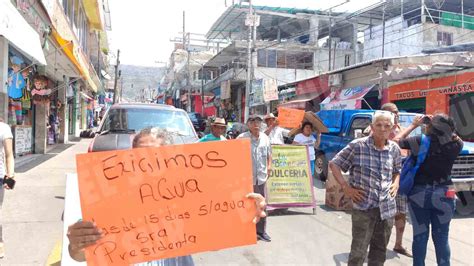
[267, 145, 316, 210]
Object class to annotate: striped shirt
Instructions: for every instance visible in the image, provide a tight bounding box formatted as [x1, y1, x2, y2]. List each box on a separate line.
[331, 136, 402, 220]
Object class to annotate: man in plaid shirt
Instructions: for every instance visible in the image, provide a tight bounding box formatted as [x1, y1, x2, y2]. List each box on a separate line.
[329, 111, 402, 266]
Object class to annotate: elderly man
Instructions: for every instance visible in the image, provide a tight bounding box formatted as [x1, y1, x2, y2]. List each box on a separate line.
[364, 103, 411, 257]
[237, 115, 272, 242]
[199, 117, 227, 142]
[264, 113, 290, 145]
[329, 111, 402, 266]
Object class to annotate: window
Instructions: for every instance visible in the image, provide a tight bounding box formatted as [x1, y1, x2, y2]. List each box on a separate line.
[277, 51, 286, 68]
[257, 50, 267, 67]
[267, 50, 277, 68]
[349, 117, 371, 138]
[299, 52, 313, 70]
[344, 54, 351, 67]
[286, 52, 297, 69]
[437, 31, 453, 46]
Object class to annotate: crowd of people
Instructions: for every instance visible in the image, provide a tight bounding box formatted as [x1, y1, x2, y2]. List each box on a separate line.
[0, 103, 463, 265]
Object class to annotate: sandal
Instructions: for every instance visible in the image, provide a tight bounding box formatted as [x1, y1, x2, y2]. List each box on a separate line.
[393, 247, 413, 257]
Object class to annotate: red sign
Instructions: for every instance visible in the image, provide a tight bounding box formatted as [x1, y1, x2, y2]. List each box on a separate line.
[296, 75, 329, 95]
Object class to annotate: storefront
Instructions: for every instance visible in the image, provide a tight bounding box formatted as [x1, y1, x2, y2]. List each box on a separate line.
[193, 94, 217, 117]
[1, 0, 48, 156]
[388, 71, 474, 141]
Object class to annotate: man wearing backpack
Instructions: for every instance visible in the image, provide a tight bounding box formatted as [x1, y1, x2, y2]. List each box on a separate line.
[329, 111, 402, 266]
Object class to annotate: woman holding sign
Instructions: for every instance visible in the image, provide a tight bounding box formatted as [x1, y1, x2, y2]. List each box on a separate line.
[67, 128, 267, 265]
[293, 122, 321, 178]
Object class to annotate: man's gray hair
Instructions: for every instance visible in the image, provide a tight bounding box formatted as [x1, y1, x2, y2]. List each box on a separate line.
[372, 110, 395, 125]
[132, 127, 174, 148]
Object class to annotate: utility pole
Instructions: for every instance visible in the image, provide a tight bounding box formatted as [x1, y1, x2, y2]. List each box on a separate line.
[119, 71, 123, 102]
[201, 66, 205, 116]
[244, 0, 254, 122]
[381, 1, 386, 58]
[183, 11, 192, 113]
[328, 9, 332, 71]
[113, 49, 120, 104]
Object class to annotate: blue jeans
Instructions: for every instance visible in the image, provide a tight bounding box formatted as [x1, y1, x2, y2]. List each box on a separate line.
[408, 185, 455, 266]
[310, 159, 315, 177]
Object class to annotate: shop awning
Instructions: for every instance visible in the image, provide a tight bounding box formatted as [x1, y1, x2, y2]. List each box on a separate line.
[320, 85, 376, 110]
[0, 0, 47, 65]
[52, 29, 98, 93]
[279, 91, 326, 110]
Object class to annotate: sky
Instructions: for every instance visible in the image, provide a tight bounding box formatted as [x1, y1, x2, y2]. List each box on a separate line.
[107, 0, 380, 67]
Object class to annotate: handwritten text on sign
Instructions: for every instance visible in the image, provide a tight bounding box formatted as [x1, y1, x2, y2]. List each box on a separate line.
[277, 107, 306, 129]
[76, 140, 255, 265]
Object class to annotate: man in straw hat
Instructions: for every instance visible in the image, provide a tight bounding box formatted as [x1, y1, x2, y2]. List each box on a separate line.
[264, 113, 290, 145]
[198, 117, 227, 142]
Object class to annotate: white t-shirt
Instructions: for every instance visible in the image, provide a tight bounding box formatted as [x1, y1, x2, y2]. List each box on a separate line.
[294, 133, 316, 160]
[0, 122, 13, 176]
[268, 126, 290, 145]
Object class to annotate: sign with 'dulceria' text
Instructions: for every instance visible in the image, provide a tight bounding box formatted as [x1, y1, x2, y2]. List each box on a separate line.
[267, 145, 315, 207]
[76, 139, 255, 266]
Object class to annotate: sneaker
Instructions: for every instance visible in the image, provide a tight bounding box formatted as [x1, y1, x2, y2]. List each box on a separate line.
[257, 232, 271, 242]
[0, 242, 4, 258]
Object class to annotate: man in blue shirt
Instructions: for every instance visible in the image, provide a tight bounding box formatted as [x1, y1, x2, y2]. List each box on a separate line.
[198, 117, 227, 142]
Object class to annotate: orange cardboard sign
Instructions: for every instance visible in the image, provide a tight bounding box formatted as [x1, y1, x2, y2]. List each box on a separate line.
[277, 107, 306, 129]
[76, 139, 256, 265]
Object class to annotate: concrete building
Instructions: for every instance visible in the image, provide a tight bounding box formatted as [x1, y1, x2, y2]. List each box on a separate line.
[0, 0, 110, 155]
[201, 4, 360, 122]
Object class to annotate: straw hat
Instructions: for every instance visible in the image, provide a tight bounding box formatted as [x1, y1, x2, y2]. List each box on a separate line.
[211, 117, 226, 127]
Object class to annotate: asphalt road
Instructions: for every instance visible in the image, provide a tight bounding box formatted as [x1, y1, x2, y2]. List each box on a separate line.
[0, 139, 473, 265]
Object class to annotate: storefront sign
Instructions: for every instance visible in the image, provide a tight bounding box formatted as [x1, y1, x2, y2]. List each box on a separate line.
[221, 80, 231, 99]
[296, 75, 329, 96]
[320, 85, 374, 110]
[267, 145, 315, 207]
[15, 0, 48, 34]
[263, 79, 279, 102]
[76, 140, 256, 265]
[393, 83, 474, 100]
[394, 90, 428, 100]
[14, 126, 32, 156]
[250, 79, 264, 107]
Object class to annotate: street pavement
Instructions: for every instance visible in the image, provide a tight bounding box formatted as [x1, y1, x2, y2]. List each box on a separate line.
[0, 139, 89, 265]
[0, 139, 473, 265]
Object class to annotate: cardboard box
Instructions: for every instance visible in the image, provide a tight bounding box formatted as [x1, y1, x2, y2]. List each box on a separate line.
[288, 112, 329, 137]
[325, 169, 353, 211]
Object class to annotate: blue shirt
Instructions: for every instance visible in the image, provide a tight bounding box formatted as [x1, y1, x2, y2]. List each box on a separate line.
[8, 70, 25, 99]
[331, 136, 402, 220]
[198, 134, 226, 142]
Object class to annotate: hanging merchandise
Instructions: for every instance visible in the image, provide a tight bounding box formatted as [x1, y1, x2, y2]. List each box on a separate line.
[21, 86, 32, 110]
[31, 75, 52, 105]
[7, 56, 26, 99]
[20, 67, 32, 110]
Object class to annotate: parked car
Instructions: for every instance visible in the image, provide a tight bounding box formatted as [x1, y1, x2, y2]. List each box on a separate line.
[188, 112, 206, 132]
[88, 103, 198, 152]
[314, 110, 474, 196]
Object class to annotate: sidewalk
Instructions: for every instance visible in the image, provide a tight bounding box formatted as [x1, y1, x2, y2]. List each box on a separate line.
[0, 139, 90, 265]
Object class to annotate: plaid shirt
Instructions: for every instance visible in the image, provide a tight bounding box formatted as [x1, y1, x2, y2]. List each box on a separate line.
[331, 136, 402, 220]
